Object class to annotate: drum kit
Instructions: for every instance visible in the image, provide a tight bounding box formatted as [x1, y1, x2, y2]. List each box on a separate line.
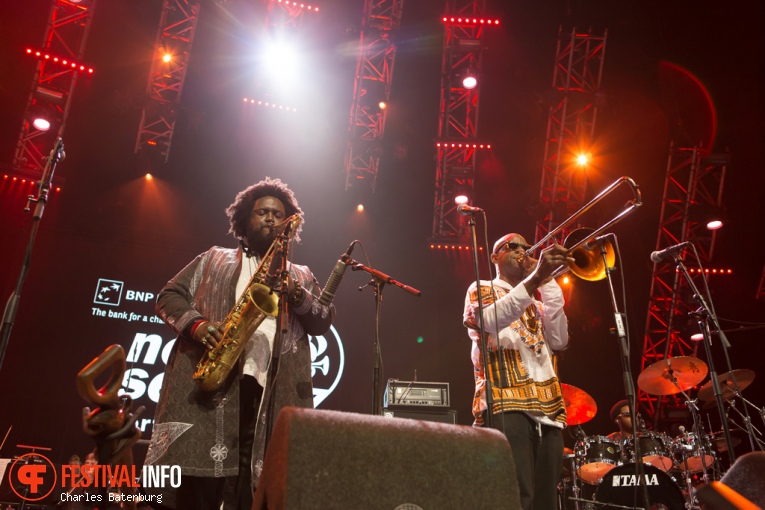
[558, 357, 757, 510]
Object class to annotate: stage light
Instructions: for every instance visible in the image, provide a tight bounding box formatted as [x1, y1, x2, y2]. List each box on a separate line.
[690, 333, 704, 342]
[25, 47, 95, 74]
[378, 101, 387, 110]
[357, 204, 364, 212]
[260, 39, 301, 91]
[33, 117, 51, 131]
[706, 220, 722, 230]
[576, 153, 590, 166]
[145, 173, 154, 181]
[453, 182, 472, 205]
[162, 53, 172, 63]
[242, 97, 298, 112]
[462, 69, 478, 89]
[690, 203, 726, 231]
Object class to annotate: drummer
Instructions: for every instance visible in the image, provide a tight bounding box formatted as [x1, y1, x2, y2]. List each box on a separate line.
[606, 400, 634, 443]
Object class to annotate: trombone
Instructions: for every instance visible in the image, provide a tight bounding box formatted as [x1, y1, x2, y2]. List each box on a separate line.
[524, 176, 642, 281]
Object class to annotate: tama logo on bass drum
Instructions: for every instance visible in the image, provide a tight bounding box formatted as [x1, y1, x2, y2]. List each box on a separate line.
[612, 473, 660, 487]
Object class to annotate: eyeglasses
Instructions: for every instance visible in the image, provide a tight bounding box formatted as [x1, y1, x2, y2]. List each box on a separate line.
[618, 412, 631, 418]
[495, 241, 532, 255]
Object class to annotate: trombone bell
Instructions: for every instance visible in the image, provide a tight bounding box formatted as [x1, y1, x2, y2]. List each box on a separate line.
[563, 228, 616, 281]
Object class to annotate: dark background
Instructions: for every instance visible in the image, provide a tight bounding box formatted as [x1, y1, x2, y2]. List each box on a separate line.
[1, 0, 763, 469]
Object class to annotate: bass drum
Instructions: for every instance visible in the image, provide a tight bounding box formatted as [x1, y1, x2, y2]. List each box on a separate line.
[595, 463, 685, 510]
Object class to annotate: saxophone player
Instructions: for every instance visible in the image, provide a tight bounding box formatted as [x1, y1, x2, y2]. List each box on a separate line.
[146, 177, 334, 510]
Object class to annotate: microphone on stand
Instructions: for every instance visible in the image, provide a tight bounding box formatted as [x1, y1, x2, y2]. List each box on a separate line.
[318, 241, 356, 306]
[650, 241, 692, 263]
[457, 204, 483, 215]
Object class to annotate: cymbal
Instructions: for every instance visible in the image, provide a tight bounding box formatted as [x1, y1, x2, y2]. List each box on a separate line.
[709, 431, 741, 452]
[637, 356, 708, 396]
[561, 383, 597, 426]
[697, 369, 755, 402]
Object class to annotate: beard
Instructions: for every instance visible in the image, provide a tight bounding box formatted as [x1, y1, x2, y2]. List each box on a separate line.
[246, 226, 277, 256]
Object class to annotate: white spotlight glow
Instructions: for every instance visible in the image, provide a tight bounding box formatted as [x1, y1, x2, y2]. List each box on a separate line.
[33, 118, 51, 131]
[260, 40, 301, 90]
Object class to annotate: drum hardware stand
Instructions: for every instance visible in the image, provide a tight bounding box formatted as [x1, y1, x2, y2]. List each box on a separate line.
[673, 247, 737, 462]
[682, 395, 711, 482]
[725, 397, 765, 451]
[595, 235, 652, 510]
[567, 497, 640, 510]
[565, 448, 583, 510]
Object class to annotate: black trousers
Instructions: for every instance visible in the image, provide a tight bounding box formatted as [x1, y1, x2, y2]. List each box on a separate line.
[175, 376, 263, 510]
[485, 411, 564, 510]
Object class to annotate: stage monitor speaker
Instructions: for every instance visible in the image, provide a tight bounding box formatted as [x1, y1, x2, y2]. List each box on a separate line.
[382, 408, 457, 424]
[252, 407, 519, 510]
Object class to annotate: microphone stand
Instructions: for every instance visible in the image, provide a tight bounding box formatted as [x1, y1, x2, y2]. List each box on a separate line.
[672, 250, 736, 463]
[0, 138, 65, 375]
[348, 260, 420, 416]
[263, 229, 293, 450]
[465, 212, 495, 428]
[597, 235, 651, 510]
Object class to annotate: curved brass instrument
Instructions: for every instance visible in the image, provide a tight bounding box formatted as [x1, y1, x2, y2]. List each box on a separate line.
[193, 214, 301, 392]
[524, 176, 642, 281]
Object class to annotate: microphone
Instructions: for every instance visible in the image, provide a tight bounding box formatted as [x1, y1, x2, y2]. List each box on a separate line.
[457, 204, 483, 215]
[650, 241, 692, 263]
[318, 241, 356, 306]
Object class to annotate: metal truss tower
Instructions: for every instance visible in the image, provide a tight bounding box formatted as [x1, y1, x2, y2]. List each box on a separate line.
[344, 0, 404, 192]
[134, 0, 201, 165]
[12, 0, 97, 177]
[639, 144, 728, 425]
[430, 1, 491, 245]
[534, 27, 607, 245]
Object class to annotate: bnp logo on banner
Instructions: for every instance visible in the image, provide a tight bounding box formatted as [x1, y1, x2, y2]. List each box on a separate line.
[94, 279, 124, 306]
[91, 277, 163, 323]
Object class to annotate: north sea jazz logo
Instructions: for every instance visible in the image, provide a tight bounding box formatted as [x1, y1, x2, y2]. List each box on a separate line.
[309, 325, 345, 407]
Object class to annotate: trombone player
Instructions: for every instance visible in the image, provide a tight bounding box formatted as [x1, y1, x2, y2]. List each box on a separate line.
[146, 177, 333, 510]
[463, 233, 573, 510]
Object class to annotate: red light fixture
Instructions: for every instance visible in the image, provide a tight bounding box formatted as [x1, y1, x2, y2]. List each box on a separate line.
[429, 244, 483, 251]
[243, 97, 298, 112]
[275, 0, 320, 12]
[436, 142, 491, 150]
[25, 48, 94, 74]
[442, 17, 500, 26]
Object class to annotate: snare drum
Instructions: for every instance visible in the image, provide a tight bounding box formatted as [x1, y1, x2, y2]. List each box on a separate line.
[576, 436, 621, 484]
[623, 432, 674, 472]
[674, 433, 715, 473]
[595, 463, 685, 510]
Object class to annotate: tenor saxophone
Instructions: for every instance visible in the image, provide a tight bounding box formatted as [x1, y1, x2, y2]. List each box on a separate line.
[192, 214, 301, 392]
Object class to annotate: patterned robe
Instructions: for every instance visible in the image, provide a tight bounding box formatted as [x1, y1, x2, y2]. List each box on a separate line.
[463, 277, 568, 428]
[145, 246, 333, 484]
